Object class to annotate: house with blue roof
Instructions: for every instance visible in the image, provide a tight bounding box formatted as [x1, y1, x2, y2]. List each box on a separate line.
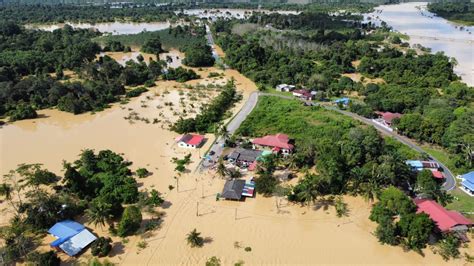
[406, 160, 423, 171]
[48, 220, 97, 256]
[460, 171, 474, 196]
[333, 97, 350, 106]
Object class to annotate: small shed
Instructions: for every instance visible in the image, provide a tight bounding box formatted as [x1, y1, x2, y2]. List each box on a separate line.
[221, 179, 246, 200]
[334, 97, 350, 106]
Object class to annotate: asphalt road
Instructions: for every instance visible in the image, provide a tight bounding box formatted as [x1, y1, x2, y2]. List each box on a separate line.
[199, 91, 259, 169]
[198, 92, 456, 191]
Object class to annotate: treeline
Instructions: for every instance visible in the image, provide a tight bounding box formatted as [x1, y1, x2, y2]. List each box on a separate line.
[0, 4, 176, 24]
[215, 19, 369, 89]
[428, 1, 474, 26]
[0, 150, 163, 264]
[0, 22, 101, 77]
[172, 80, 238, 133]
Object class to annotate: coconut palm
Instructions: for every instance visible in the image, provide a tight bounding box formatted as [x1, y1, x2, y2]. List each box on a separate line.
[186, 228, 204, 248]
[216, 159, 227, 179]
[219, 125, 230, 141]
[360, 178, 380, 203]
[297, 182, 319, 207]
[86, 200, 113, 228]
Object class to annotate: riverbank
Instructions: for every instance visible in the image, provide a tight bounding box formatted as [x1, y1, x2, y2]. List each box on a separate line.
[365, 2, 474, 86]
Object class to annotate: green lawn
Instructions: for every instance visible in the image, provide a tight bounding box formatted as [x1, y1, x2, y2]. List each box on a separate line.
[237, 96, 357, 141]
[421, 145, 461, 175]
[447, 188, 474, 219]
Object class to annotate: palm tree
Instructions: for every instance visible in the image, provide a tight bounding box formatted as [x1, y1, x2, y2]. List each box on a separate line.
[186, 228, 204, 248]
[285, 154, 299, 170]
[216, 159, 227, 179]
[297, 183, 319, 207]
[360, 179, 380, 203]
[219, 125, 229, 141]
[86, 201, 113, 228]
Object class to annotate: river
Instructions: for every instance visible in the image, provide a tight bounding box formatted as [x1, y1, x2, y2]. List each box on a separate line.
[365, 2, 474, 86]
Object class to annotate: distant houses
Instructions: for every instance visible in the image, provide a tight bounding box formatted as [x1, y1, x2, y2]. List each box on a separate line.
[459, 171, 474, 196]
[415, 199, 472, 235]
[48, 220, 97, 257]
[177, 134, 205, 148]
[275, 84, 295, 92]
[252, 133, 294, 155]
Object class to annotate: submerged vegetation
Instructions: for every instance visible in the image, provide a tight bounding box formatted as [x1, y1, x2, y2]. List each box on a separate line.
[428, 1, 474, 26]
[172, 80, 239, 134]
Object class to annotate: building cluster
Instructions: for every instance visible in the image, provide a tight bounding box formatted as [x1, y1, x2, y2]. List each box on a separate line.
[406, 160, 444, 180]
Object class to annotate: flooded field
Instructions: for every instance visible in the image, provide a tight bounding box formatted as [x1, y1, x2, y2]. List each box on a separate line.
[25, 21, 171, 35]
[180, 8, 299, 21]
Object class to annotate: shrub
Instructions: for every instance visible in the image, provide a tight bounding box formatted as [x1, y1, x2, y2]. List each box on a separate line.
[436, 233, 461, 261]
[206, 256, 221, 266]
[117, 206, 142, 237]
[91, 237, 113, 257]
[136, 168, 150, 178]
[8, 103, 37, 121]
[28, 251, 60, 266]
[126, 87, 148, 98]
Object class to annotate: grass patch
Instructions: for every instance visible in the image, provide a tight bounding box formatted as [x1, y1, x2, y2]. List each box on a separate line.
[421, 145, 462, 175]
[237, 96, 357, 141]
[384, 137, 421, 159]
[447, 188, 474, 219]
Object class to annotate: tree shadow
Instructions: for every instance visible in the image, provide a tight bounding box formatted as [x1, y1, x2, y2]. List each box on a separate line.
[109, 241, 126, 257]
[203, 237, 213, 245]
[161, 200, 172, 209]
[313, 196, 335, 211]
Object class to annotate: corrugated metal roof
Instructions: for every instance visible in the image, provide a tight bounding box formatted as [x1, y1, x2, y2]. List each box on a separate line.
[48, 220, 84, 240]
[59, 229, 97, 256]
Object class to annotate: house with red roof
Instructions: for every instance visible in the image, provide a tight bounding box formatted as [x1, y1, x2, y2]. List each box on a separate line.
[252, 133, 294, 155]
[430, 170, 444, 180]
[177, 134, 205, 149]
[292, 89, 313, 101]
[375, 111, 402, 127]
[415, 199, 472, 233]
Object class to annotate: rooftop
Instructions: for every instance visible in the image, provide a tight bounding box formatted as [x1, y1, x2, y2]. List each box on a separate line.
[375, 111, 402, 123]
[221, 179, 246, 200]
[252, 133, 293, 150]
[229, 148, 262, 162]
[179, 134, 205, 146]
[461, 171, 474, 191]
[414, 199, 472, 232]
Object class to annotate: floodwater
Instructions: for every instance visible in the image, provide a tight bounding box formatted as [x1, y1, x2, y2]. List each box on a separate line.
[25, 21, 171, 35]
[365, 2, 474, 86]
[180, 8, 299, 21]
